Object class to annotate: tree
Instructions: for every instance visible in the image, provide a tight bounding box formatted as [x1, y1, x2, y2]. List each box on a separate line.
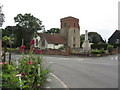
[80, 34, 85, 47]
[80, 32, 105, 44]
[14, 13, 43, 48]
[88, 32, 104, 43]
[45, 28, 60, 34]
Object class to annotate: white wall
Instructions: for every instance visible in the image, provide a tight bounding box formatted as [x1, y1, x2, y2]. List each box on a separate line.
[48, 44, 64, 49]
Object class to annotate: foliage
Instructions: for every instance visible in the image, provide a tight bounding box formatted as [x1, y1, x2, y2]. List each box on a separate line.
[2, 62, 20, 88]
[80, 34, 85, 48]
[111, 44, 120, 48]
[91, 43, 108, 50]
[80, 32, 105, 44]
[45, 28, 60, 34]
[88, 32, 105, 43]
[91, 49, 105, 54]
[14, 13, 43, 48]
[107, 45, 114, 54]
[58, 46, 65, 50]
[2, 40, 50, 88]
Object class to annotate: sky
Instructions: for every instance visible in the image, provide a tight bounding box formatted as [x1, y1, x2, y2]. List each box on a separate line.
[0, 0, 120, 40]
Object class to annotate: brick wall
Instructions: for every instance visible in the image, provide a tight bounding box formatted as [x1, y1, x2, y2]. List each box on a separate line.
[112, 48, 120, 54]
[43, 47, 70, 56]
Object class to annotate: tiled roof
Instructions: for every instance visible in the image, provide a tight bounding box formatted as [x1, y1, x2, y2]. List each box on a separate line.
[108, 30, 120, 40]
[38, 33, 66, 44]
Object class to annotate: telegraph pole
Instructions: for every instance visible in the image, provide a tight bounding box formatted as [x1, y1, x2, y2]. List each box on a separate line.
[0, 4, 4, 60]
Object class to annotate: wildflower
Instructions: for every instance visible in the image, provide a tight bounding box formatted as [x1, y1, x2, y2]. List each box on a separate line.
[30, 40, 35, 45]
[27, 61, 33, 65]
[35, 49, 43, 54]
[21, 73, 26, 76]
[20, 46, 25, 49]
[20, 46, 25, 52]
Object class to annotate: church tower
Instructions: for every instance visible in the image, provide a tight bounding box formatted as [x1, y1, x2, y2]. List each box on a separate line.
[60, 16, 80, 49]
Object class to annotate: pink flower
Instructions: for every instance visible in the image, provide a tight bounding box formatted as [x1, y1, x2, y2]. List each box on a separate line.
[27, 61, 33, 65]
[30, 40, 35, 45]
[21, 73, 26, 76]
[20, 46, 25, 49]
[35, 49, 43, 54]
[20, 46, 25, 52]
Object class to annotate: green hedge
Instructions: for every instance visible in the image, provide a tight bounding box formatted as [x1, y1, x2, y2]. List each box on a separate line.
[91, 43, 108, 50]
[91, 49, 105, 54]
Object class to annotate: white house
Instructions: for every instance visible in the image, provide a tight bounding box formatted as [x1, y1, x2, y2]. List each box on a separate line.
[34, 33, 66, 49]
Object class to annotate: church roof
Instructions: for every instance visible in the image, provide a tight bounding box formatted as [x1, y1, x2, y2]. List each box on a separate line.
[38, 33, 66, 44]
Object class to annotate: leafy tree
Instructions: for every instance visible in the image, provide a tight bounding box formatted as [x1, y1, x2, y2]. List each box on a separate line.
[14, 13, 43, 48]
[80, 32, 105, 44]
[80, 34, 85, 47]
[45, 28, 60, 34]
[88, 32, 104, 43]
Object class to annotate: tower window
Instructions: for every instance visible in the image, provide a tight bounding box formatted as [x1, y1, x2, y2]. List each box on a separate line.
[74, 23, 76, 27]
[64, 23, 67, 27]
[73, 44, 75, 48]
[73, 37, 75, 43]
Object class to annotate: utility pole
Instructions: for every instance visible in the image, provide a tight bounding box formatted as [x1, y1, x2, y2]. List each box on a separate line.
[0, 4, 4, 60]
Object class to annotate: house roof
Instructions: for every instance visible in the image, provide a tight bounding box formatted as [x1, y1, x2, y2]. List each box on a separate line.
[108, 30, 120, 40]
[38, 33, 66, 44]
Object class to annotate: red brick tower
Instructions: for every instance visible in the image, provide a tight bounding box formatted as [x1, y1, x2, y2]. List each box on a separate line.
[60, 16, 80, 49]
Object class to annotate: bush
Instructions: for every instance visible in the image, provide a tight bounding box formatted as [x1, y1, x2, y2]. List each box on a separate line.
[91, 43, 108, 50]
[2, 40, 50, 89]
[107, 45, 114, 54]
[2, 62, 20, 88]
[58, 46, 65, 50]
[91, 49, 105, 54]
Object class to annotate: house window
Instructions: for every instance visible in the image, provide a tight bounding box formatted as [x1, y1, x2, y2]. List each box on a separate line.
[36, 39, 38, 46]
[116, 39, 120, 44]
[55, 44, 58, 45]
[41, 37, 45, 46]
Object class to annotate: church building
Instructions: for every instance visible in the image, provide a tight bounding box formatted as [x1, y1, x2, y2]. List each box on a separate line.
[34, 16, 80, 49]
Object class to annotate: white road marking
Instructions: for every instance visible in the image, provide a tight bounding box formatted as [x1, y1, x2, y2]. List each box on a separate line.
[49, 62, 53, 64]
[45, 86, 50, 88]
[46, 78, 51, 82]
[50, 73, 68, 88]
[115, 56, 118, 60]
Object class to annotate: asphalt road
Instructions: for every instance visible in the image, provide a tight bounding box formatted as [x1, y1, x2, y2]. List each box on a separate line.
[44, 54, 118, 88]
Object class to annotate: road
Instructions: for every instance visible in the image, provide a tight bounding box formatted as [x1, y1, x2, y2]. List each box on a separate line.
[44, 54, 118, 88]
[10, 53, 118, 88]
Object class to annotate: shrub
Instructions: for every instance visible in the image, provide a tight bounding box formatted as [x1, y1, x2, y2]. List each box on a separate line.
[2, 62, 20, 88]
[91, 49, 105, 54]
[107, 45, 114, 54]
[2, 40, 50, 89]
[91, 43, 108, 50]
